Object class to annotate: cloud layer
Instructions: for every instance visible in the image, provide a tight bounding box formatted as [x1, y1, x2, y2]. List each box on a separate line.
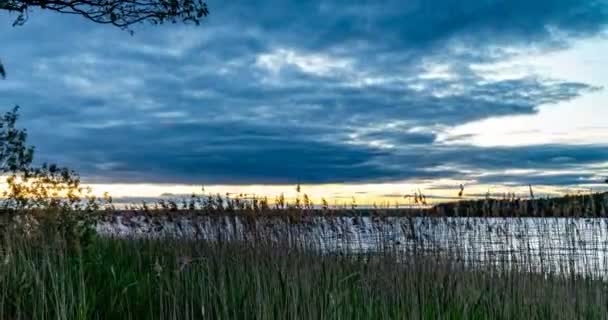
[1, 0, 608, 188]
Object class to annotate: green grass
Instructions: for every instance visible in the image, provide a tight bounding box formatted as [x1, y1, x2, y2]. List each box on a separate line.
[2, 224, 608, 320]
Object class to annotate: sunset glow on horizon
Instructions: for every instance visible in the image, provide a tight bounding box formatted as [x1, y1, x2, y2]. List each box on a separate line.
[81, 181, 600, 207]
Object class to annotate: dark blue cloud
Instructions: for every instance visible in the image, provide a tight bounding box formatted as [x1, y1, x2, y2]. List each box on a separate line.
[1, 0, 608, 187]
[477, 173, 599, 187]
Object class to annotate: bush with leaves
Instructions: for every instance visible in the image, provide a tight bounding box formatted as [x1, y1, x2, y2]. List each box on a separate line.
[0, 106, 103, 245]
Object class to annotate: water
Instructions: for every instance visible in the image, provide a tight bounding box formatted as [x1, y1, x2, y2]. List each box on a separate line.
[97, 214, 608, 277]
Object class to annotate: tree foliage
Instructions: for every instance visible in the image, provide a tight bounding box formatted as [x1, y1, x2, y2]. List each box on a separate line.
[0, 107, 105, 246]
[0, 106, 33, 174]
[0, 107, 98, 211]
[0, 0, 209, 29]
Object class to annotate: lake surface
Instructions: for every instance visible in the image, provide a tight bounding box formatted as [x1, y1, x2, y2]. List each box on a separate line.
[97, 215, 608, 277]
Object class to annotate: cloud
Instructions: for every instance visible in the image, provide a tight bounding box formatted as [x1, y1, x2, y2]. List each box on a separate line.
[0, 0, 608, 187]
[255, 49, 354, 76]
[476, 173, 599, 187]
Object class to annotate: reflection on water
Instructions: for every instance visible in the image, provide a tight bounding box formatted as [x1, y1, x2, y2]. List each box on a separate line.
[97, 215, 608, 277]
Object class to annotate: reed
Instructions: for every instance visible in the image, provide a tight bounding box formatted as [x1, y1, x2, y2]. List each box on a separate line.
[0, 233, 605, 319]
[3, 189, 608, 319]
[3, 210, 608, 319]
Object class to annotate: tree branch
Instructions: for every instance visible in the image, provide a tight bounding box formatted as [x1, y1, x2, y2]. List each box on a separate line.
[0, 0, 209, 30]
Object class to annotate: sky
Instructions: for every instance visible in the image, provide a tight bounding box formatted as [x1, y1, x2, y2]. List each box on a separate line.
[1, 0, 608, 205]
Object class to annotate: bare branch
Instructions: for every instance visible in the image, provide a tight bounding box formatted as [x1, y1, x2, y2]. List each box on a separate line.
[0, 0, 209, 30]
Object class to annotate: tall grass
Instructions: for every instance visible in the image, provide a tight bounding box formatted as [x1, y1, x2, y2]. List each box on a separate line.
[2, 216, 608, 319]
[3, 192, 608, 319]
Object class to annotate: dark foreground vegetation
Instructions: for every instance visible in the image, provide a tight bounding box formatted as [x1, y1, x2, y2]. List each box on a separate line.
[1, 213, 608, 320]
